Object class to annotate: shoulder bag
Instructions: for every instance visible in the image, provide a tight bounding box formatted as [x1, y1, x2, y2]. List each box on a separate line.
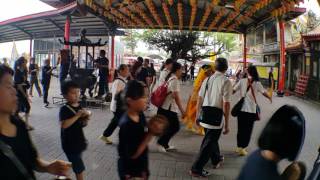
[0, 139, 35, 180]
[198, 76, 224, 126]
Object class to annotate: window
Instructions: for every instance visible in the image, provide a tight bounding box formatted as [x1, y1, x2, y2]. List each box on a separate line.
[247, 30, 255, 46]
[313, 61, 318, 78]
[265, 21, 277, 44]
[256, 26, 264, 45]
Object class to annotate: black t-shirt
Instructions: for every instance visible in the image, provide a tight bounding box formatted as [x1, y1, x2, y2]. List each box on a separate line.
[237, 149, 281, 180]
[41, 65, 52, 84]
[59, 104, 87, 154]
[96, 57, 109, 77]
[149, 68, 156, 77]
[29, 64, 38, 76]
[14, 68, 26, 85]
[0, 116, 38, 180]
[118, 113, 148, 177]
[190, 66, 195, 74]
[137, 67, 152, 83]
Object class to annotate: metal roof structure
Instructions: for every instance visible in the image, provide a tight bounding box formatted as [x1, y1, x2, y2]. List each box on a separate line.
[0, 1, 124, 43]
[0, 0, 306, 44]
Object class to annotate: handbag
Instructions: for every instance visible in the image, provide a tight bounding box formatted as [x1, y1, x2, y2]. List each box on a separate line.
[197, 75, 224, 126]
[250, 83, 261, 120]
[151, 77, 175, 108]
[231, 80, 251, 117]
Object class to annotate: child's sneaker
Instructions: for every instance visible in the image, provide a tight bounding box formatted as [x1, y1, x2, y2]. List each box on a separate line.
[235, 147, 241, 153]
[99, 135, 113, 144]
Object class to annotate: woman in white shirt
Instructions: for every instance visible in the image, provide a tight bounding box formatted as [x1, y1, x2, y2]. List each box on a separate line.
[233, 65, 272, 156]
[159, 58, 173, 84]
[157, 62, 185, 152]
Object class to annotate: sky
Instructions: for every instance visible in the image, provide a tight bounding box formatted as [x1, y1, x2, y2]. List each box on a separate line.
[0, 0, 320, 59]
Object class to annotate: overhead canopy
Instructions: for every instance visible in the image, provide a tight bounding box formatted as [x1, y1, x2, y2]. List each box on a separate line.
[0, 0, 306, 44]
[82, 0, 306, 33]
[0, 1, 124, 43]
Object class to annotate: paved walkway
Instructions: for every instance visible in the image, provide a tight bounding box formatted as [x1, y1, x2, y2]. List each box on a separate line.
[28, 79, 320, 180]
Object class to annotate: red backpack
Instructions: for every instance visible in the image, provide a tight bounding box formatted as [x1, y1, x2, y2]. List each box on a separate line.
[151, 78, 175, 108]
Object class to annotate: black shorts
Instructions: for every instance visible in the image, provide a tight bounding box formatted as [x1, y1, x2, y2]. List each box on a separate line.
[65, 153, 85, 174]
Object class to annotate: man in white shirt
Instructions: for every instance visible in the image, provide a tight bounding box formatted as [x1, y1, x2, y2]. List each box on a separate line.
[190, 58, 232, 177]
[159, 58, 174, 84]
[100, 64, 129, 144]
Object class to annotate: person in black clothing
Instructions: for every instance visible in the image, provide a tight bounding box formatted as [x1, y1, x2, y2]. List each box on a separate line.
[118, 80, 167, 180]
[149, 63, 157, 92]
[238, 105, 306, 180]
[60, 80, 91, 180]
[131, 57, 144, 80]
[190, 63, 195, 80]
[137, 58, 152, 84]
[41, 59, 55, 107]
[14, 57, 33, 130]
[29, 57, 42, 97]
[95, 50, 109, 99]
[0, 64, 71, 180]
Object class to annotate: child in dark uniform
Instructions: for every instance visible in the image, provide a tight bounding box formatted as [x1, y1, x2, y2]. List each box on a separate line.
[118, 80, 168, 180]
[60, 80, 91, 180]
[41, 59, 54, 107]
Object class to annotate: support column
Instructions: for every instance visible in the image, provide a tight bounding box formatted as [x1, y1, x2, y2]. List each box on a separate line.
[111, 36, 115, 69]
[243, 33, 247, 70]
[64, 16, 71, 49]
[29, 39, 33, 58]
[277, 20, 286, 96]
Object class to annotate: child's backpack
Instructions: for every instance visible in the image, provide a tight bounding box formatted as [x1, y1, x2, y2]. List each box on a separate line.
[151, 78, 175, 108]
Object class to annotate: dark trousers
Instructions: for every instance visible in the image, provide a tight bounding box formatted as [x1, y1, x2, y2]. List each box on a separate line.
[157, 108, 180, 148]
[103, 112, 122, 137]
[237, 112, 256, 148]
[29, 76, 42, 96]
[60, 64, 69, 92]
[17, 91, 31, 114]
[191, 128, 222, 173]
[42, 83, 50, 103]
[98, 78, 109, 96]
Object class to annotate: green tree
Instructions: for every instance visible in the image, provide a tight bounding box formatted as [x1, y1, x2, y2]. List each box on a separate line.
[141, 30, 238, 62]
[121, 29, 140, 55]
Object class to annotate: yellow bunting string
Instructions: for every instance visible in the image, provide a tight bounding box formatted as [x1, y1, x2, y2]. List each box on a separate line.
[177, 2, 183, 30]
[199, 4, 213, 31]
[162, 2, 173, 29]
[146, 0, 163, 28]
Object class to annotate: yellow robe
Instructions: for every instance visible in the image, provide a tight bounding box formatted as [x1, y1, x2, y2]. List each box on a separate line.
[182, 68, 209, 135]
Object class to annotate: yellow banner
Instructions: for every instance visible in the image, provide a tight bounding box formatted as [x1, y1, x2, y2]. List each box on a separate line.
[256, 66, 278, 80]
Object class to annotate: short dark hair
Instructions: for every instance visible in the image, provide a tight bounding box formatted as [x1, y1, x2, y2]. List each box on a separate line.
[100, 50, 106, 56]
[124, 80, 146, 100]
[0, 65, 14, 83]
[117, 64, 128, 72]
[165, 58, 174, 65]
[258, 105, 305, 161]
[247, 65, 260, 81]
[215, 57, 228, 72]
[61, 80, 80, 95]
[137, 57, 144, 63]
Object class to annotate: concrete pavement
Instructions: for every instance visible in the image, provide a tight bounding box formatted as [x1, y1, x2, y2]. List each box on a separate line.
[28, 79, 320, 180]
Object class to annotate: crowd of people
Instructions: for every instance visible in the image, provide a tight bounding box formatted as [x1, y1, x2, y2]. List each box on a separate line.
[0, 53, 313, 180]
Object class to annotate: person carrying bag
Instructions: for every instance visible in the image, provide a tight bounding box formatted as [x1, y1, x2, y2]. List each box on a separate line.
[190, 58, 232, 178]
[232, 65, 272, 156]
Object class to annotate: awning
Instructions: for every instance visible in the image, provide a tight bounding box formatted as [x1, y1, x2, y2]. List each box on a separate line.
[0, 2, 124, 43]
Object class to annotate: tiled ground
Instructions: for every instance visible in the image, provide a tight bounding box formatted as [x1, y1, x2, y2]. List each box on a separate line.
[28, 79, 320, 180]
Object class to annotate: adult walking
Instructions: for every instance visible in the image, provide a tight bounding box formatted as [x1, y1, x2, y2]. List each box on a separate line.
[159, 58, 173, 84]
[233, 65, 272, 156]
[95, 50, 109, 99]
[29, 57, 42, 97]
[190, 58, 232, 177]
[14, 57, 33, 130]
[190, 63, 195, 80]
[157, 62, 185, 152]
[41, 59, 54, 107]
[100, 64, 129, 144]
